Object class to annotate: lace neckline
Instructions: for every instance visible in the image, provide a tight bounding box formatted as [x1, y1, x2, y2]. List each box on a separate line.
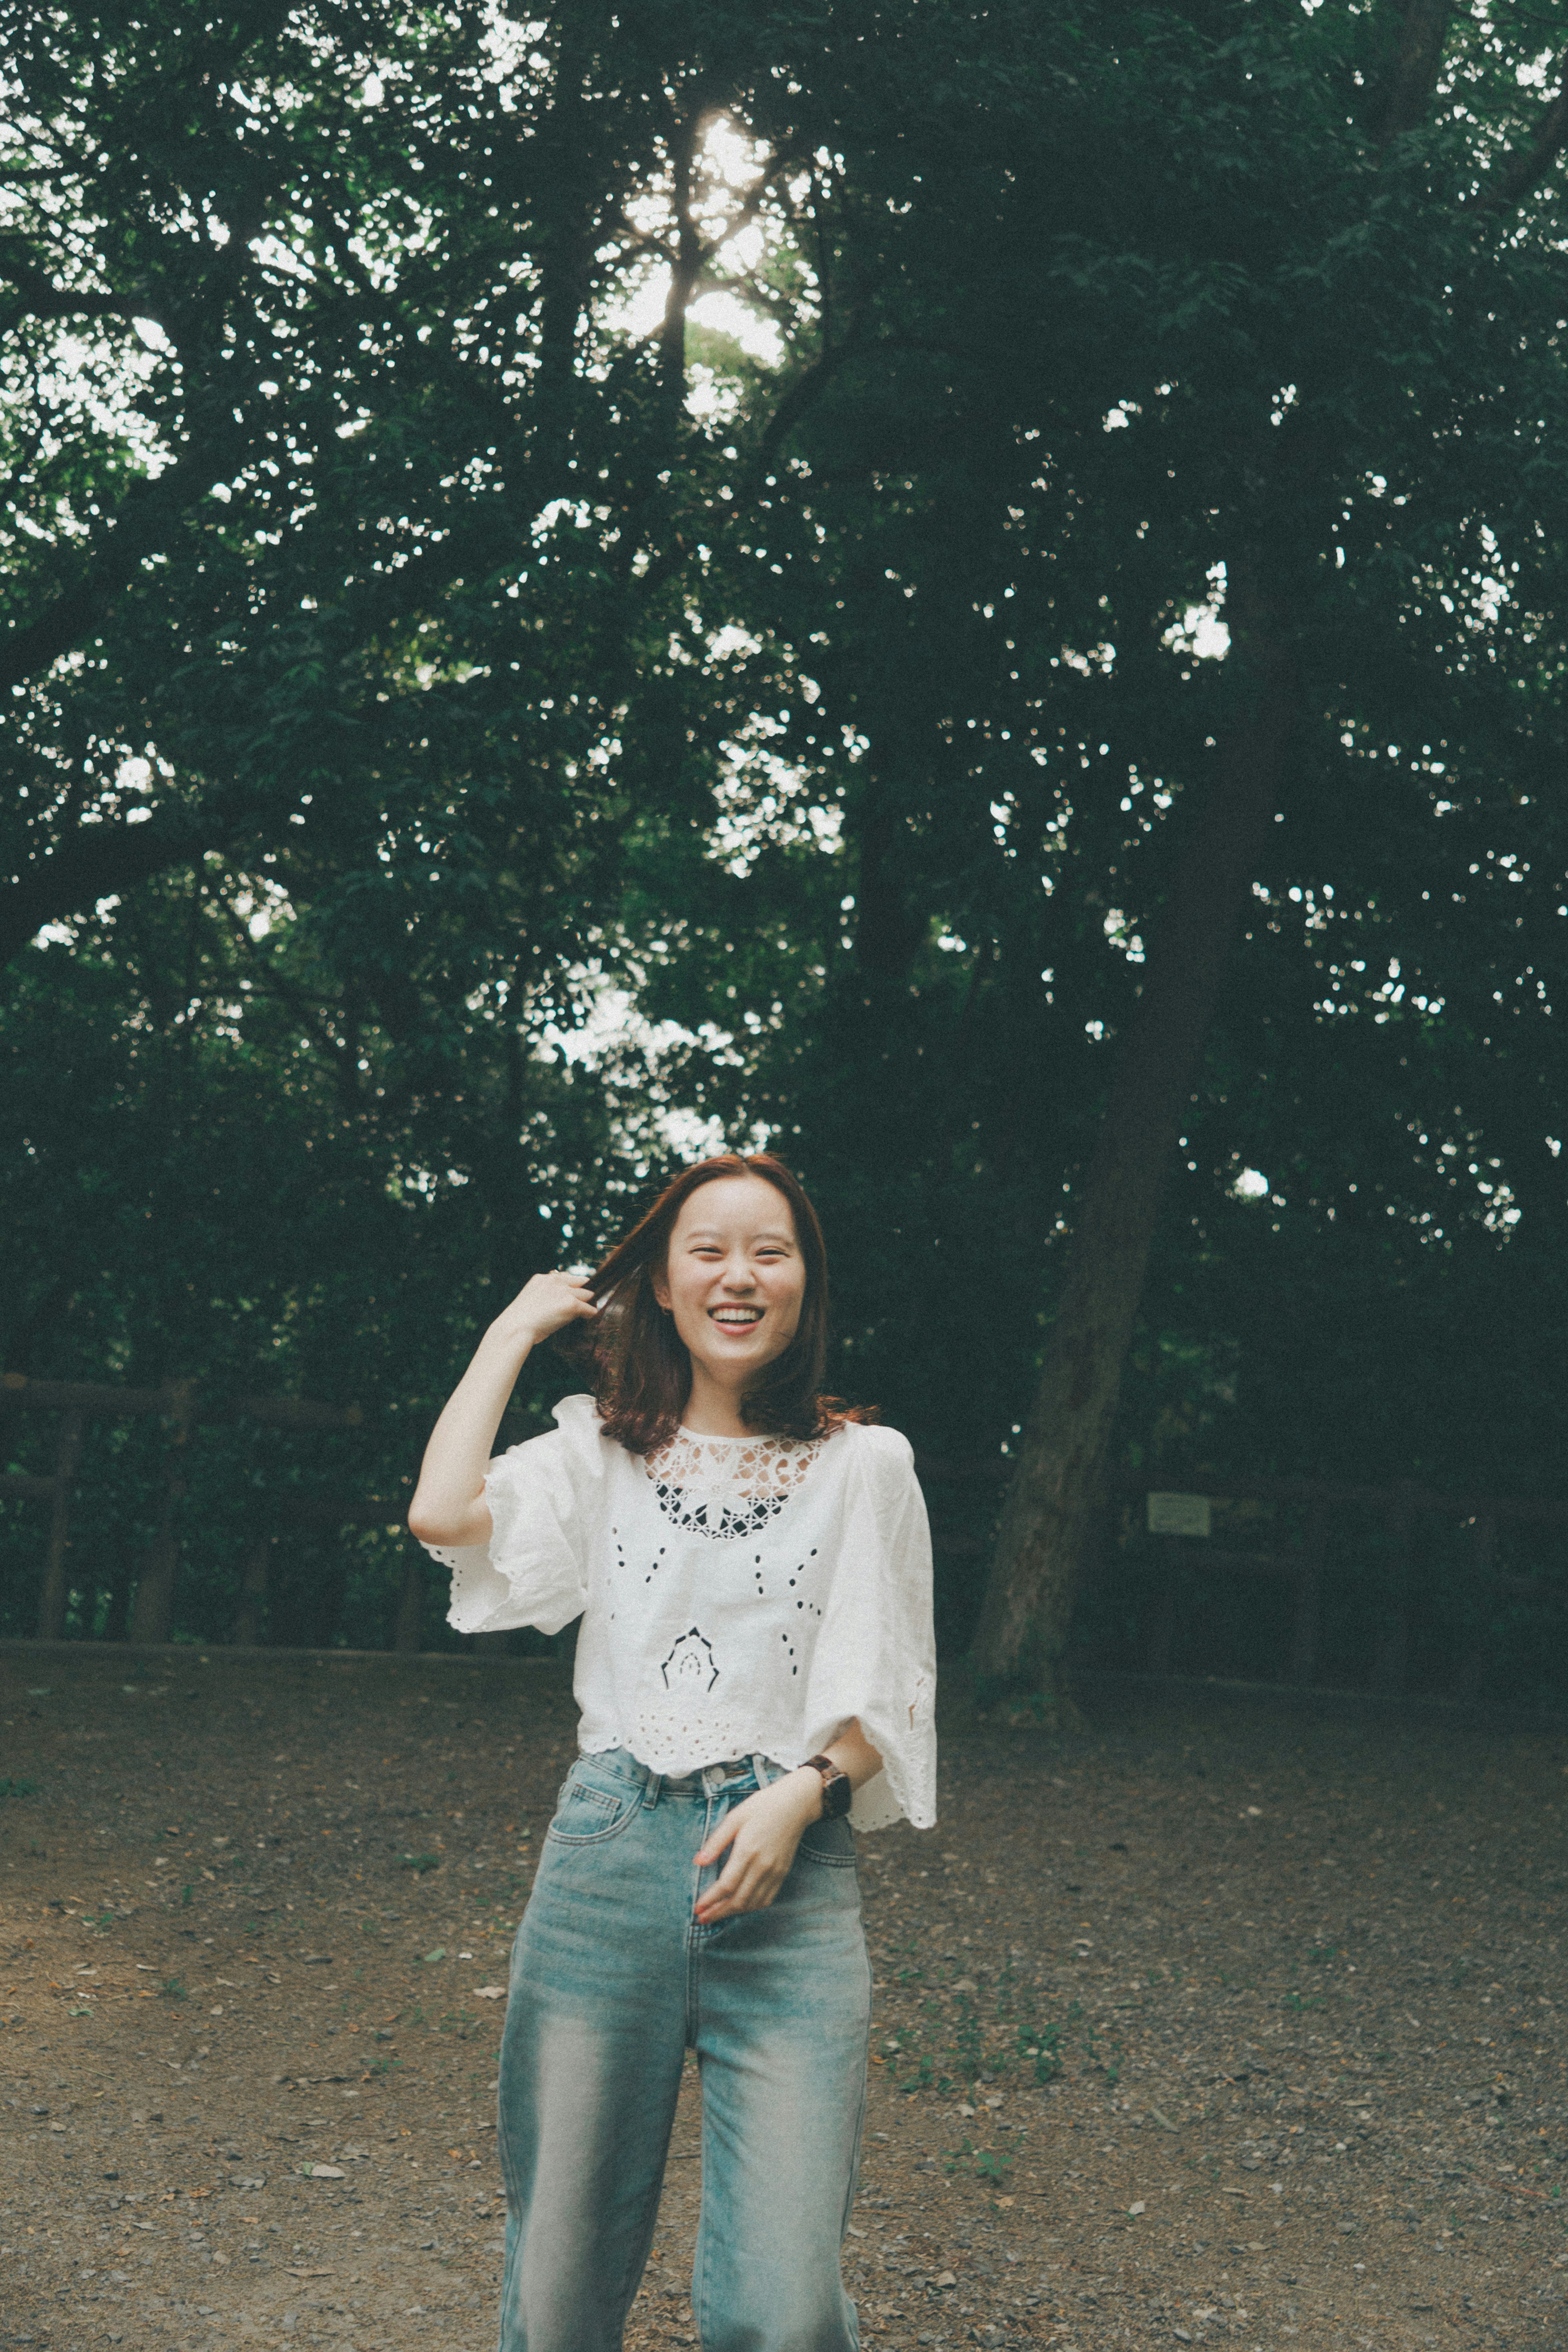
[642, 1425, 827, 1538]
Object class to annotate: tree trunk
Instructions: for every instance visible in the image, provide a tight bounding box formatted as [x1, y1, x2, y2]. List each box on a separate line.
[971, 579, 1300, 1705]
[234, 1536, 272, 1648]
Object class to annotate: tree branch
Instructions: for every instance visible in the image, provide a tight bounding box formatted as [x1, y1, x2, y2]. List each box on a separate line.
[620, 323, 864, 620]
[659, 101, 710, 406]
[0, 231, 174, 325]
[1478, 77, 1568, 212]
[1377, 0, 1453, 146]
[0, 403, 250, 695]
[218, 900, 366, 1116]
[0, 782, 256, 968]
[0, 176, 274, 693]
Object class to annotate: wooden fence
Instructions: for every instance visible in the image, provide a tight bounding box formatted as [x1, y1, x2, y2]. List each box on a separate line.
[0, 1372, 399, 1645]
[915, 1458, 1568, 1698]
[4, 1378, 1564, 1688]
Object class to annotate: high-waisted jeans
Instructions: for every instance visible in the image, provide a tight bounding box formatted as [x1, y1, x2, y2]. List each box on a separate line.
[496, 1746, 871, 2352]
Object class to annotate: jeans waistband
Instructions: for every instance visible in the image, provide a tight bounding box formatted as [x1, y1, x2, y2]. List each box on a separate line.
[591, 1747, 787, 1802]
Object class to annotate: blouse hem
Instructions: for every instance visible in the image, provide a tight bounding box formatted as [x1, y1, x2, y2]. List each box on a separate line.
[575, 1728, 932, 1833]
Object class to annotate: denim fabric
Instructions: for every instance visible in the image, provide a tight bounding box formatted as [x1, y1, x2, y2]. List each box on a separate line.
[496, 1747, 871, 2352]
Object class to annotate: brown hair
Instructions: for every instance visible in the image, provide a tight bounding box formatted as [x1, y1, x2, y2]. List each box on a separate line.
[560, 1153, 874, 1454]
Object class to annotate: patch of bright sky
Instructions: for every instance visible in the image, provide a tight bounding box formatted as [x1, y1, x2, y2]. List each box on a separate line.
[232, 875, 297, 940]
[1163, 559, 1231, 662]
[535, 973, 765, 1164]
[116, 754, 155, 820]
[711, 745, 843, 878]
[27, 328, 171, 488]
[537, 976, 741, 1084]
[1102, 907, 1145, 964]
[607, 117, 788, 372]
[686, 625, 844, 877]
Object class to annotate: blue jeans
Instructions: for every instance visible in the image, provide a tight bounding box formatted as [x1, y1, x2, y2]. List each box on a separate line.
[496, 1747, 871, 2352]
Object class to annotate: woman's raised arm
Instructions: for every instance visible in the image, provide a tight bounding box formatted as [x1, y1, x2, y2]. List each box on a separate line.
[407, 1272, 598, 1548]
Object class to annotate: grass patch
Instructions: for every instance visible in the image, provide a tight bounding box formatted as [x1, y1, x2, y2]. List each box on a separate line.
[943, 2134, 1018, 2185]
[883, 1958, 1067, 2097]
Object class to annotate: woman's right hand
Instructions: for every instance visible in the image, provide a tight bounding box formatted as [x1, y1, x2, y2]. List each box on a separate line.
[409, 1269, 600, 1549]
[489, 1269, 599, 1352]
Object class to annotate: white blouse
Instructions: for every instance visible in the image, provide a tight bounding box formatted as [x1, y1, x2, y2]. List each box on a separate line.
[421, 1394, 936, 1832]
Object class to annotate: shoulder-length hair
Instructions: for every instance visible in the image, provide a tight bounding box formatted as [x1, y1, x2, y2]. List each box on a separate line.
[560, 1153, 873, 1454]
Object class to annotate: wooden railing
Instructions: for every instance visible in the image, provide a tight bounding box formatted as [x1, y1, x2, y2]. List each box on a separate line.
[1113, 1473, 1568, 1696]
[0, 1372, 387, 1645]
[7, 1392, 1562, 1686]
[913, 1454, 1568, 1697]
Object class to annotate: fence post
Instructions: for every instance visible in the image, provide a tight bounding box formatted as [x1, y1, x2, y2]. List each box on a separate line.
[234, 1536, 272, 1647]
[1458, 1511, 1497, 1702]
[1289, 1498, 1327, 1687]
[130, 1382, 194, 1645]
[36, 1408, 85, 1640]
[394, 1546, 428, 1653]
[1145, 1533, 1180, 1676]
[1374, 1480, 1418, 1695]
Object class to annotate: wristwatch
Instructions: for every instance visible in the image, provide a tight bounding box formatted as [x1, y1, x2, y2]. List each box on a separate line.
[802, 1753, 853, 1820]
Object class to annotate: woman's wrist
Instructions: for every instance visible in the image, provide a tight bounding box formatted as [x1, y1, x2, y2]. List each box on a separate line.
[474, 1322, 541, 1383]
[781, 1766, 825, 1821]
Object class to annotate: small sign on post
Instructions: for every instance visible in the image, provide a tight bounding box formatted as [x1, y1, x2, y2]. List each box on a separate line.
[1147, 1491, 1212, 1539]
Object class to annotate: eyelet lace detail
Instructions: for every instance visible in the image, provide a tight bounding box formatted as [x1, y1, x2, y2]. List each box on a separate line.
[644, 1431, 824, 1543]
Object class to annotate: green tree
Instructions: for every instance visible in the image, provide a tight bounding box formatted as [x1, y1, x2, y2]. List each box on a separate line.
[683, 0, 1568, 1703]
[4, 1, 1566, 1687]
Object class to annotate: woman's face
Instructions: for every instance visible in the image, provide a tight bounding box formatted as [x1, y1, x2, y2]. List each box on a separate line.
[653, 1174, 807, 1392]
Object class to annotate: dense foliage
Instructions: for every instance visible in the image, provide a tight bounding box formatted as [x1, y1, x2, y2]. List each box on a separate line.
[2, 2, 1565, 1693]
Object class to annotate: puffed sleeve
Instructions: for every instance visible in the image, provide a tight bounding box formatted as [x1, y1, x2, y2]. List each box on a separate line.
[418, 1394, 605, 1637]
[803, 1425, 937, 1833]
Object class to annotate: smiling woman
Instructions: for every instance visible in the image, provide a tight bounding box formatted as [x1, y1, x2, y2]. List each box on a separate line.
[404, 1152, 936, 2352]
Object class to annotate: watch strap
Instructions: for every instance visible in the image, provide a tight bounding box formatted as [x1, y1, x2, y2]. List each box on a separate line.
[802, 1753, 853, 1819]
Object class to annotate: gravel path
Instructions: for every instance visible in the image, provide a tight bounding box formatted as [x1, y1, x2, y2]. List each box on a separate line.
[2, 1648, 1564, 2352]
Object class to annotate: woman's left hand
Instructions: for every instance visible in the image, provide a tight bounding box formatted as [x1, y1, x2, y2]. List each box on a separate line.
[692, 1771, 823, 1922]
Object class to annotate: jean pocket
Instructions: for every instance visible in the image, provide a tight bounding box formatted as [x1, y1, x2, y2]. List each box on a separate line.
[796, 1815, 858, 1868]
[545, 1760, 641, 1847]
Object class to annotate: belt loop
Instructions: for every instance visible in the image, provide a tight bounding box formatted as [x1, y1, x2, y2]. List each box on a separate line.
[641, 1765, 662, 1811]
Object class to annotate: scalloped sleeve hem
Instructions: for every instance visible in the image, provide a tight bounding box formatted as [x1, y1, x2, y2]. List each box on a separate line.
[421, 1394, 599, 1638]
[803, 1425, 938, 1835]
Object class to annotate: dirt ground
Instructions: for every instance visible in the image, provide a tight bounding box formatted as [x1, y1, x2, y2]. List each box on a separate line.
[2, 1646, 1564, 2352]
